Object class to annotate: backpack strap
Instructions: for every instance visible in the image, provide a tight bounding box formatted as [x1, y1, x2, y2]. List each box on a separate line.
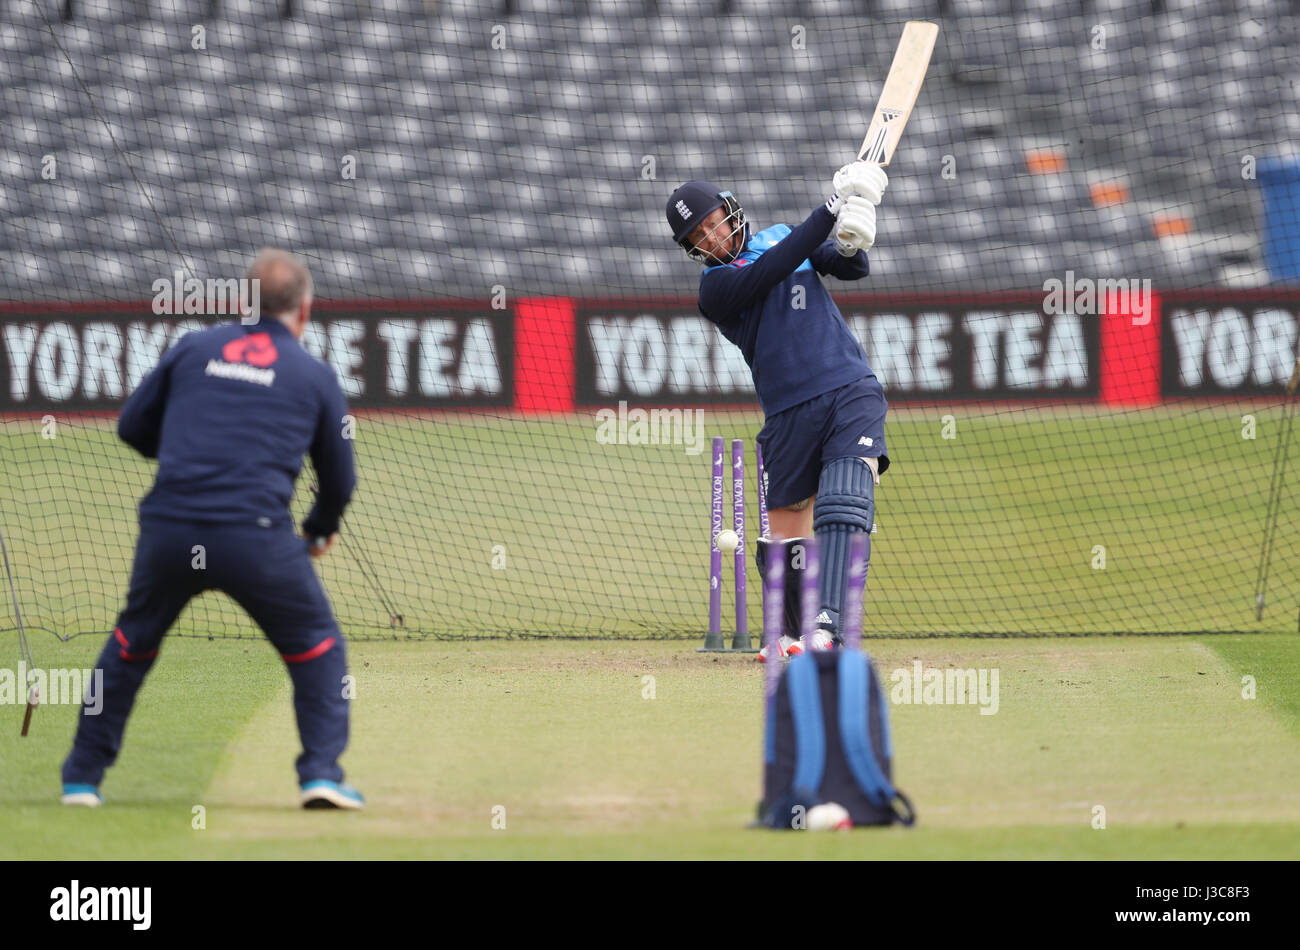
[786, 653, 827, 797]
[838, 650, 892, 807]
[764, 692, 777, 766]
[874, 655, 894, 760]
[839, 650, 917, 825]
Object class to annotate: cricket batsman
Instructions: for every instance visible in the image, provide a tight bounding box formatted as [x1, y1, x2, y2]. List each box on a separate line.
[60, 248, 364, 809]
[666, 163, 889, 660]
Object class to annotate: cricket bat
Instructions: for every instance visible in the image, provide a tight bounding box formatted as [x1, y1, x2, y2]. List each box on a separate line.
[856, 21, 939, 167]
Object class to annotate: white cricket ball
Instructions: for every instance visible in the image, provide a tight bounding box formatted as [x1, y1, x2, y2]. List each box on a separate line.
[807, 802, 853, 831]
[715, 529, 739, 553]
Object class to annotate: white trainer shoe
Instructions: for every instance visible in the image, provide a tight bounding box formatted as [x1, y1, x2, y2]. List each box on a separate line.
[61, 783, 103, 807]
[805, 630, 837, 652]
[757, 634, 800, 663]
[300, 780, 365, 810]
[758, 631, 838, 662]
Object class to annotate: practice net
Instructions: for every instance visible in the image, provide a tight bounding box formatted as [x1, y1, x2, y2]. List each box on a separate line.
[1, 0, 1298, 641]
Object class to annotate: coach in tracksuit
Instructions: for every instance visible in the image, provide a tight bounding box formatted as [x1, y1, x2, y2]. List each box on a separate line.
[666, 163, 889, 660]
[61, 248, 363, 810]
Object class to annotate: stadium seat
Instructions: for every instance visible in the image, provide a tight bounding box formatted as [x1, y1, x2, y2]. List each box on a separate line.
[874, 0, 941, 18]
[0, 248, 62, 299]
[152, 0, 210, 20]
[372, 246, 447, 293]
[950, 17, 1019, 83]
[220, 0, 285, 22]
[0, 0, 59, 24]
[62, 248, 157, 290]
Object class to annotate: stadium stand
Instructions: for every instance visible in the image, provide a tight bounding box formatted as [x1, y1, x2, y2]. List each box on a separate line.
[0, 0, 1295, 301]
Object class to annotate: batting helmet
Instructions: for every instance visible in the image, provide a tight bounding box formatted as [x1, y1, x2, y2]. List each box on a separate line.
[666, 180, 747, 264]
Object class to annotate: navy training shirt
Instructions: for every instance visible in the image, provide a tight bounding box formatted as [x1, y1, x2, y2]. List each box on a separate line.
[118, 318, 355, 537]
[697, 203, 876, 416]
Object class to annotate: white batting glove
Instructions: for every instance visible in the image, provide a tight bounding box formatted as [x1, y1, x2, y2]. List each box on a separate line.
[833, 161, 889, 206]
[834, 196, 876, 255]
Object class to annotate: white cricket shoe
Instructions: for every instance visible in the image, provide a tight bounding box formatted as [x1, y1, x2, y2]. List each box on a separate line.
[805, 630, 837, 652]
[758, 631, 838, 662]
[757, 634, 800, 663]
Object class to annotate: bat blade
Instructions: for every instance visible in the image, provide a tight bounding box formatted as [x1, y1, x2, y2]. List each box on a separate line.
[857, 21, 939, 167]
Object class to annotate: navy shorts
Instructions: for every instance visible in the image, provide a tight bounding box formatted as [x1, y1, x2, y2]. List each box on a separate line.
[757, 375, 890, 510]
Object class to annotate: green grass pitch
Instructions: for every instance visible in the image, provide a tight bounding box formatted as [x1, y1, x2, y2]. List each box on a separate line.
[1, 404, 1298, 857]
[2, 634, 1298, 859]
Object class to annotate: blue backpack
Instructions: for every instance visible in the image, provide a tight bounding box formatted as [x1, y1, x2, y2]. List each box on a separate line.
[761, 649, 916, 829]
